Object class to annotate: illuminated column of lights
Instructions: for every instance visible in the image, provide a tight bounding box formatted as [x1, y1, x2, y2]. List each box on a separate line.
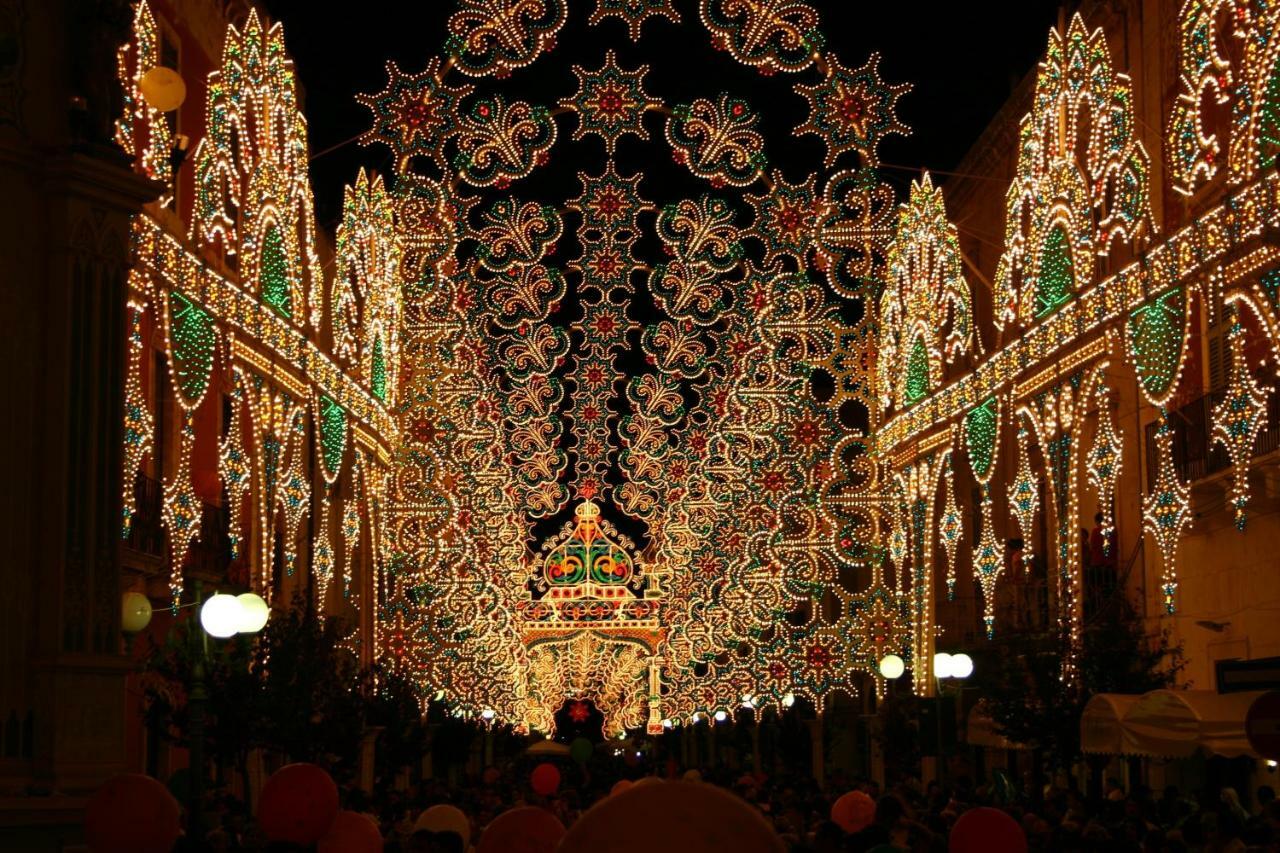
[219, 374, 252, 561]
[121, 299, 154, 538]
[938, 453, 962, 601]
[162, 417, 202, 606]
[963, 396, 1003, 637]
[1086, 368, 1123, 552]
[276, 413, 311, 578]
[1008, 425, 1039, 571]
[1144, 411, 1191, 615]
[158, 289, 218, 603]
[1212, 319, 1268, 530]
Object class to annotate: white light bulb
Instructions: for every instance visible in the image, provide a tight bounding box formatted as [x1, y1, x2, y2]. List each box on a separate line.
[235, 592, 269, 633]
[782, 693, 796, 708]
[200, 594, 241, 638]
[878, 653, 905, 680]
[714, 710, 728, 722]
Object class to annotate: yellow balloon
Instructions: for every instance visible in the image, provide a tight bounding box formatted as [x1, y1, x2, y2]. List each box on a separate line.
[414, 804, 470, 846]
[121, 591, 153, 633]
[139, 66, 186, 112]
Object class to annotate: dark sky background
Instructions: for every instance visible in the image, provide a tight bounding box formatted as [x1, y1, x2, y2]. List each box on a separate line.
[261, 0, 1067, 233]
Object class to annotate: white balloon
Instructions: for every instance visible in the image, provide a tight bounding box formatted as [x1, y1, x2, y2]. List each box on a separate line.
[200, 594, 241, 638]
[933, 652, 954, 679]
[121, 591, 153, 633]
[235, 592, 269, 634]
[878, 653, 905, 680]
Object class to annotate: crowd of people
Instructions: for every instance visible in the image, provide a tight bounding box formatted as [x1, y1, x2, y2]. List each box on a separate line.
[184, 759, 1280, 852]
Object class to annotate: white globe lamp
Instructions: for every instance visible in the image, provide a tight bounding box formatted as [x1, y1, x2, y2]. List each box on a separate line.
[878, 653, 905, 680]
[200, 593, 241, 638]
[235, 592, 269, 634]
[933, 652, 954, 679]
[951, 653, 974, 679]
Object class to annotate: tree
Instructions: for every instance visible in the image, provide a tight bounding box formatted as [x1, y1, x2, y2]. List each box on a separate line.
[975, 592, 1184, 770]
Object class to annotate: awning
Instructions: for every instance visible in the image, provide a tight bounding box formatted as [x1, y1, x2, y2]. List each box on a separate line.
[1081, 693, 1139, 755]
[966, 700, 1029, 750]
[1081, 690, 1266, 758]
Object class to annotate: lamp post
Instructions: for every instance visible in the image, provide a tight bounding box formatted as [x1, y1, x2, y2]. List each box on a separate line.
[930, 652, 973, 782]
[188, 581, 270, 845]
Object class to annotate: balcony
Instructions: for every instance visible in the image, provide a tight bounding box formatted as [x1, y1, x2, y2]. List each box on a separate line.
[1145, 390, 1280, 487]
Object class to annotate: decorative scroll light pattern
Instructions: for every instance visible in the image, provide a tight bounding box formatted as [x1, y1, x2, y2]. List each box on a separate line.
[114, 0, 174, 191]
[591, 0, 679, 41]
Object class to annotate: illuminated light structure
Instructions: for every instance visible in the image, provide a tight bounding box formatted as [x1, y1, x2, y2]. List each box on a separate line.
[115, 0, 1280, 727]
[1212, 320, 1268, 529]
[993, 14, 1152, 331]
[354, 0, 914, 732]
[1168, 0, 1280, 194]
[116, 6, 394, 625]
[875, 2, 1280, 686]
[113, 0, 173, 193]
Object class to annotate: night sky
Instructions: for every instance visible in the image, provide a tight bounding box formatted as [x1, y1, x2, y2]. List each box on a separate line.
[260, 1, 1066, 232]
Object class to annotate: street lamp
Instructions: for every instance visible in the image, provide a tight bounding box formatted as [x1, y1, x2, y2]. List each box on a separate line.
[189, 583, 270, 844]
[878, 654, 905, 680]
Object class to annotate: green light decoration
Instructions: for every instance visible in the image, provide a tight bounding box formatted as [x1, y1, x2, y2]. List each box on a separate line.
[259, 222, 292, 319]
[319, 395, 347, 481]
[1035, 222, 1074, 318]
[1260, 59, 1280, 169]
[1262, 266, 1280, 312]
[964, 396, 998, 483]
[903, 336, 930, 405]
[1129, 286, 1185, 403]
[167, 290, 216, 409]
[371, 335, 387, 401]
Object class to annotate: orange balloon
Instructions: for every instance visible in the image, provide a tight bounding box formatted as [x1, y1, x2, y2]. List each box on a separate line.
[318, 810, 382, 853]
[611, 779, 634, 796]
[559, 781, 785, 853]
[258, 763, 339, 845]
[85, 773, 180, 853]
[831, 790, 876, 834]
[477, 806, 565, 853]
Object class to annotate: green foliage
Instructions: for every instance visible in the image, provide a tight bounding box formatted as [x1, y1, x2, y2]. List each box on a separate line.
[975, 594, 1184, 769]
[141, 591, 364, 782]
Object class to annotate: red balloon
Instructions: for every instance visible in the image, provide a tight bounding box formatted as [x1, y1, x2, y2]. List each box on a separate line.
[477, 806, 565, 853]
[258, 763, 340, 845]
[561, 781, 785, 853]
[831, 790, 876, 834]
[318, 810, 382, 853]
[610, 779, 634, 796]
[530, 762, 561, 796]
[949, 807, 1027, 853]
[483, 766, 501, 785]
[85, 773, 180, 853]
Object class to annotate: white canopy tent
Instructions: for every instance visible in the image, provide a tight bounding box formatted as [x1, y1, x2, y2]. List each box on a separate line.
[1081, 690, 1265, 758]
